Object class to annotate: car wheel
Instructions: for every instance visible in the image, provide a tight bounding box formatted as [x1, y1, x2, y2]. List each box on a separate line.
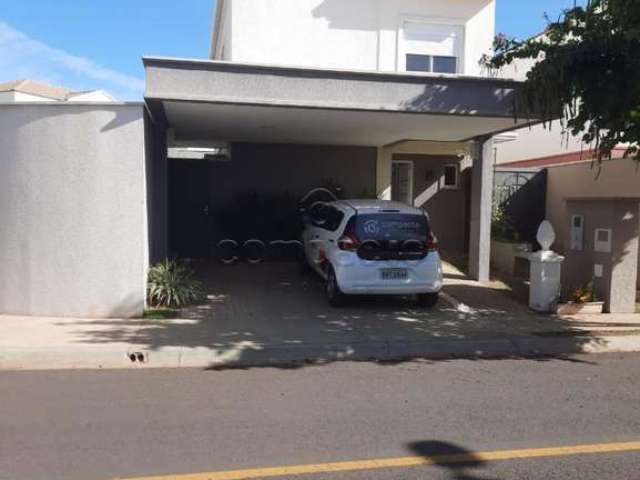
[326, 266, 346, 307]
[417, 292, 439, 308]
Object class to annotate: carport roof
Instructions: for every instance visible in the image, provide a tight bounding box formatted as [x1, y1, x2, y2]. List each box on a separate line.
[143, 56, 539, 146]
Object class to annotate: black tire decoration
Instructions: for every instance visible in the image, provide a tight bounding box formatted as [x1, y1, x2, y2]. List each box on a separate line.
[216, 239, 239, 264]
[243, 239, 266, 264]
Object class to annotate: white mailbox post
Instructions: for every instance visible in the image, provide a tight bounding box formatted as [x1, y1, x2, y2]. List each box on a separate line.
[529, 221, 565, 312]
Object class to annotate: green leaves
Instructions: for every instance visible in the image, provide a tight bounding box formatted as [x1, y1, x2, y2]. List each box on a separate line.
[147, 260, 205, 309]
[483, 0, 640, 164]
[492, 204, 518, 242]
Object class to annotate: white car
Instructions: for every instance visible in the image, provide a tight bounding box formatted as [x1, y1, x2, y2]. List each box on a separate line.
[301, 199, 443, 307]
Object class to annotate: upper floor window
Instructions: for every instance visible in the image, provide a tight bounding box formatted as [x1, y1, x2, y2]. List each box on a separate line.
[406, 54, 457, 74]
[399, 20, 464, 75]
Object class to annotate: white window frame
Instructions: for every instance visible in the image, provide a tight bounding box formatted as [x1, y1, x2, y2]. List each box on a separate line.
[569, 214, 585, 251]
[396, 15, 466, 74]
[406, 54, 457, 74]
[594, 228, 612, 253]
[391, 160, 414, 206]
[440, 163, 460, 190]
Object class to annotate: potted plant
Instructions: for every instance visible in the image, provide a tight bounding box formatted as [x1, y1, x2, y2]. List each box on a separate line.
[557, 280, 604, 315]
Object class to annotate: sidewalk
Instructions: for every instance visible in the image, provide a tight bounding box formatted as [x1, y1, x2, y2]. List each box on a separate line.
[2, 262, 640, 370]
[3, 312, 640, 371]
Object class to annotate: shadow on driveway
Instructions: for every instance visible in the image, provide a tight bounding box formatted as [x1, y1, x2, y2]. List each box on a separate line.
[58, 262, 610, 369]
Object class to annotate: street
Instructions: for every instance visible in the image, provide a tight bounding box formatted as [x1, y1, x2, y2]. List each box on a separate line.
[2, 353, 640, 480]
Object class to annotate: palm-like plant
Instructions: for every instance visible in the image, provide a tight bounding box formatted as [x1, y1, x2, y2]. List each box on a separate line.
[147, 260, 205, 308]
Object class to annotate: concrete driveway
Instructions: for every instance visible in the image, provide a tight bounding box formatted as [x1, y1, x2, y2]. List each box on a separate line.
[143, 261, 610, 366]
[3, 261, 639, 370]
[177, 261, 530, 343]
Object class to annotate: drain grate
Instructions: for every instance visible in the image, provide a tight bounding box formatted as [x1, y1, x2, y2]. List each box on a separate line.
[127, 351, 147, 363]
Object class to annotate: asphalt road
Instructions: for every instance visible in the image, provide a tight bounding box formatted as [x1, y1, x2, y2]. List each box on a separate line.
[2, 353, 640, 480]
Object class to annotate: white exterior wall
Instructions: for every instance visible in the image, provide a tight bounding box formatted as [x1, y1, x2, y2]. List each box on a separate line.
[494, 54, 590, 165]
[496, 55, 539, 82]
[13, 92, 57, 102]
[0, 91, 57, 102]
[495, 121, 587, 165]
[0, 104, 148, 318]
[217, 0, 494, 76]
[377, 0, 494, 75]
[218, 0, 234, 60]
[0, 90, 115, 103]
[67, 90, 116, 102]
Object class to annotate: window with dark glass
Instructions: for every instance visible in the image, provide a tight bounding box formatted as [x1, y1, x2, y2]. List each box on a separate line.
[324, 207, 345, 232]
[597, 229, 610, 242]
[443, 165, 459, 189]
[433, 56, 457, 73]
[406, 54, 431, 72]
[406, 54, 457, 74]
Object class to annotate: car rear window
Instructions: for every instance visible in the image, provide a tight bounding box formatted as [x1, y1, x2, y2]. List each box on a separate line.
[354, 213, 428, 241]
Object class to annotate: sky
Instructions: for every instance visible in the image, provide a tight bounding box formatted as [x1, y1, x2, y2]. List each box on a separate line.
[0, 1, 581, 100]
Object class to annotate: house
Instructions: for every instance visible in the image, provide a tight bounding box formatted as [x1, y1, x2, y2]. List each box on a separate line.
[0, 79, 115, 102]
[484, 31, 639, 312]
[0, 0, 539, 318]
[493, 93, 639, 312]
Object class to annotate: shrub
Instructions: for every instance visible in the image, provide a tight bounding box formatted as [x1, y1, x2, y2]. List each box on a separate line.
[147, 260, 205, 308]
[491, 204, 519, 242]
[570, 280, 597, 304]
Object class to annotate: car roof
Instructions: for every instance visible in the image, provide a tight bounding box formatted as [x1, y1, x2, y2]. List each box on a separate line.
[332, 199, 424, 215]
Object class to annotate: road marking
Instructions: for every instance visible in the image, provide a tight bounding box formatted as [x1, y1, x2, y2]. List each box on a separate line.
[123, 440, 640, 480]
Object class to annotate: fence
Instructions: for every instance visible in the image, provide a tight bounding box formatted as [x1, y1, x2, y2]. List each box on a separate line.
[493, 168, 547, 245]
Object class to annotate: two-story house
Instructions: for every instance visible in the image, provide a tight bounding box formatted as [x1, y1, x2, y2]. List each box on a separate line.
[211, 0, 494, 76]
[1, 0, 539, 318]
[144, 0, 536, 278]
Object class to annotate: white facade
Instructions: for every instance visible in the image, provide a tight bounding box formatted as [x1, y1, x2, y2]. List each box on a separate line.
[494, 53, 590, 164]
[0, 89, 115, 103]
[212, 0, 495, 76]
[67, 90, 116, 102]
[0, 91, 58, 102]
[495, 122, 587, 165]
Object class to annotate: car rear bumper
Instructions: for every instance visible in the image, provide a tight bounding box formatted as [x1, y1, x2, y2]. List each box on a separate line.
[331, 251, 443, 295]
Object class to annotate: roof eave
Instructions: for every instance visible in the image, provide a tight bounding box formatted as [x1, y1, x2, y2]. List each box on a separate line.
[142, 56, 526, 87]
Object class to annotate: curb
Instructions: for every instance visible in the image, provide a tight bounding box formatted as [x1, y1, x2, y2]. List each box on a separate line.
[2, 334, 640, 371]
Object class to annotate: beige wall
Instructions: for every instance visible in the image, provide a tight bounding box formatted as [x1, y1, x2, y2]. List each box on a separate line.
[174, 143, 471, 253]
[546, 158, 640, 289]
[394, 153, 470, 254]
[207, 142, 377, 206]
[564, 199, 639, 312]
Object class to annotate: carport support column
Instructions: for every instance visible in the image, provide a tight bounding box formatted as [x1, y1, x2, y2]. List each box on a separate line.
[376, 146, 392, 200]
[468, 136, 494, 282]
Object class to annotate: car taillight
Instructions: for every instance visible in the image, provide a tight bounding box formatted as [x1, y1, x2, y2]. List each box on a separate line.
[338, 233, 360, 251]
[425, 230, 438, 251]
[338, 218, 360, 251]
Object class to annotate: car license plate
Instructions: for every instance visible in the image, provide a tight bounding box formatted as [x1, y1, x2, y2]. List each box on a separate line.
[381, 269, 408, 280]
